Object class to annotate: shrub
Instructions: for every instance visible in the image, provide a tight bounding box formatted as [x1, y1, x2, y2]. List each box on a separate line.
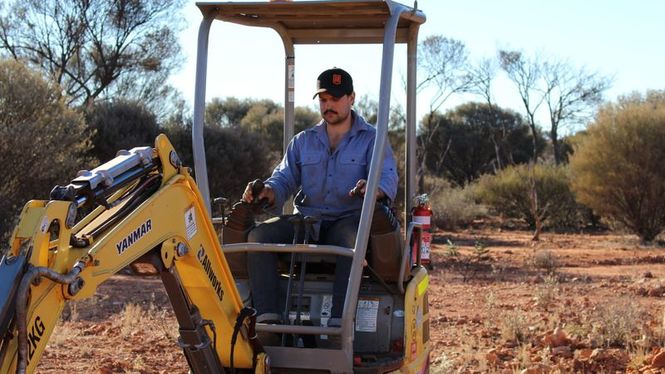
[474, 164, 583, 229]
[569, 91, 665, 242]
[532, 250, 558, 273]
[85, 100, 161, 162]
[500, 310, 529, 343]
[591, 298, 648, 348]
[423, 176, 486, 230]
[0, 59, 93, 240]
[164, 123, 273, 203]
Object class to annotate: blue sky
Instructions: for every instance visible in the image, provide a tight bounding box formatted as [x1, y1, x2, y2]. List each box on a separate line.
[170, 0, 665, 129]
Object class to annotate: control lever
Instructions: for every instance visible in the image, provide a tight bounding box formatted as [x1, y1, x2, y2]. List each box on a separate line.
[295, 216, 317, 327]
[249, 179, 270, 210]
[282, 214, 303, 346]
[212, 197, 228, 227]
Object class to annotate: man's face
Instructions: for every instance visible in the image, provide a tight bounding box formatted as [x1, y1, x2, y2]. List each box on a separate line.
[318, 92, 355, 126]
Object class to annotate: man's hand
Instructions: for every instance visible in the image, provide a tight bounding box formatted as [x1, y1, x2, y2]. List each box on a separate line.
[242, 181, 276, 207]
[348, 179, 385, 200]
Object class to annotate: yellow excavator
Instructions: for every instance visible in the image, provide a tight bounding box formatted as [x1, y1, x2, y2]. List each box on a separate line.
[0, 1, 429, 373]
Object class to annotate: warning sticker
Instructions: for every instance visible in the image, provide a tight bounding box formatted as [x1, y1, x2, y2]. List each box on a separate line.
[355, 298, 380, 333]
[40, 217, 49, 233]
[287, 65, 295, 89]
[185, 206, 197, 240]
[421, 231, 432, 260]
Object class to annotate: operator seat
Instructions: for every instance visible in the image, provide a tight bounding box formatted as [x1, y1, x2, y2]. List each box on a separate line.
[221, 202, 406, 283]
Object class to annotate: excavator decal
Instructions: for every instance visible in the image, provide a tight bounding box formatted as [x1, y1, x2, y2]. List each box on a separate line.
[116, 219, 152, 255]
[27, 316, 45, 362]
[197, 245, 225, 302]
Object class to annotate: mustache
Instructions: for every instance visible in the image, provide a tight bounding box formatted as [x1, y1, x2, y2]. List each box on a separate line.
[324, 109, 338, 115]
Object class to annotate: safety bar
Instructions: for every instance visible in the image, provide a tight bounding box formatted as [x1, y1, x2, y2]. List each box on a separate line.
[257, 323, 342, 335]
[222, 243, 354, 257]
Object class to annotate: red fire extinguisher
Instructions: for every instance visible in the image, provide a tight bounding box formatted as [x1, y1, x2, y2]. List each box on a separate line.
[411, 194, 433, 267]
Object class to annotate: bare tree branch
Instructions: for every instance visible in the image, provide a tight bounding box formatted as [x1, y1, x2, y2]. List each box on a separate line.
[542, 60, 612, 164]
[0, 0, 184, 112]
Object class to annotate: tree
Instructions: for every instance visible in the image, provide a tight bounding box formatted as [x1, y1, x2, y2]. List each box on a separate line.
[0, 59, 93, 239]
[417, 35, 474, 191]
[355, 94, 406, 132]
[499, 50, 611, 164]
[240, 100, 283, 148]
[418, 36, 473, 113]
[542, 60, 611, 164]
[164, 122, 273, 203]
[85, 100, 161, 162]
[467, 57, 498, 107]
[420, 103, 539, 185]
[205, 97, 254, 128]
[0, 0, 185, 109]
[498, 50, 546, 162]
[569, 91, 665, 243]
[294, 106, 320, 134]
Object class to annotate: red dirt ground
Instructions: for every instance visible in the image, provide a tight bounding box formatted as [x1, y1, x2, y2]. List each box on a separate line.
[35, 228, 665, 373]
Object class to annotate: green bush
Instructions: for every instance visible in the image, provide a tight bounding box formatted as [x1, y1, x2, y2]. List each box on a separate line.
[474, 164, 583, 228]
[0, 59, 93, 240]
[569, 91, 665, 242]
[85, 100, 161, 162]
[164, 123, 273, 203]
[424, 176, 487, 230]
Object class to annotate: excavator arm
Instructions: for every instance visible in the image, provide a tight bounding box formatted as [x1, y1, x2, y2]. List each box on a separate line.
[0, 134, 268, 374]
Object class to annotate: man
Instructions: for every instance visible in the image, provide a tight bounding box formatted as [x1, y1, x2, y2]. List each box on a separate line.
[242, 67, 398, 327]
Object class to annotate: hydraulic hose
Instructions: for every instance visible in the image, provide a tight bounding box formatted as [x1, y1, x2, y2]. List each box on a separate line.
[15, 260, 86, 374]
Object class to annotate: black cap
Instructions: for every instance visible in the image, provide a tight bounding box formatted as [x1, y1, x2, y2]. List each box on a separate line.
[312, 68, 354, 99]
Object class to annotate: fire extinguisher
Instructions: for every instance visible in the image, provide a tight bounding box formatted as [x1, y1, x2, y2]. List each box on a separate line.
[411, 194, 433, 268]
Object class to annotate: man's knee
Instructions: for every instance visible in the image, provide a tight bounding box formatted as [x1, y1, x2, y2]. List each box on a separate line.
[248, 217, 294, 243]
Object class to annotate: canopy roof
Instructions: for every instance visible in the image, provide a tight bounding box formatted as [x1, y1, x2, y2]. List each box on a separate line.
[196, 0, 426, 44]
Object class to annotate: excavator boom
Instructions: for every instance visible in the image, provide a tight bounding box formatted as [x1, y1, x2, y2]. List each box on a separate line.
[0, 135, 267, 374]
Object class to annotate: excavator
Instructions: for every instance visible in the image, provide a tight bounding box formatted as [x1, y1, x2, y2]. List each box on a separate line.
[0, 1, 428, 373]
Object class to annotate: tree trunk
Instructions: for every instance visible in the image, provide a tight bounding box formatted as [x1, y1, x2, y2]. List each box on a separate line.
[529, 122, 538, 162]
[551, 128, 561, 165]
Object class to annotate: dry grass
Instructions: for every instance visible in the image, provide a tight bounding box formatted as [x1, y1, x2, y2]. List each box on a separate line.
[499, 310, 529, 344]
[534, 275, 559, 311]
[48, 322, 80, 347]
[114, 302, 179, 340]
[531, 249, 558, 273]
[590, 298, 648, 348]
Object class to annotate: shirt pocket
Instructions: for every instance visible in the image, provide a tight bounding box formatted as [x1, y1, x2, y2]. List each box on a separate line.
[339, 152, 368, 183]
[299, 152, 323, 192]
[301, 152, 322, 166]
[339, 152, 367, 167]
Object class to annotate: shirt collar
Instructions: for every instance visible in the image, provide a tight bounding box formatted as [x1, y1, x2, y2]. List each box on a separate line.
[313, 110, 370, 138]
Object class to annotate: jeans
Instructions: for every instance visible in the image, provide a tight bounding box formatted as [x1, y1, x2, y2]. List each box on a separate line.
[247, 214, 359, 319]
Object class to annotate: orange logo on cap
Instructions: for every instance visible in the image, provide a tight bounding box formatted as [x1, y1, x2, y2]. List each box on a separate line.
[332, 74, 342, 85]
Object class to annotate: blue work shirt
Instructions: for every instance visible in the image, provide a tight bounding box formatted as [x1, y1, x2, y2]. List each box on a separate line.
[265, 111, 398, 225]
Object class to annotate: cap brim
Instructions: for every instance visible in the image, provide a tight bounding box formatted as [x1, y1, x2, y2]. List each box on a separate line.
[312, 87, 347, 99]
[312, 88, 328, 99]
